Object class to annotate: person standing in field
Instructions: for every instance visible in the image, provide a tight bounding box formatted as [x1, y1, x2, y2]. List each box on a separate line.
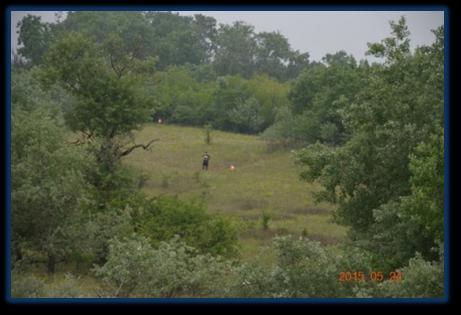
[202, 152, 210, 170]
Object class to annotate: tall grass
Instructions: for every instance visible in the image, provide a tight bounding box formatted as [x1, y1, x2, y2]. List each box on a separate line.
[124, 124, 347, 260]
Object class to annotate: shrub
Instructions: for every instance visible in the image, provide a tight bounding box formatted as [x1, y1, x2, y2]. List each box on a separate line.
[261, 210, 271, 230]
[270, 235, 342, 297]
[129, 195, 239, 257]
[230, 259, 275, 297]
[93, 235, 234, 297]
[92, 235, 154, 297]
[374, 251, 444, 298]
[82, 207, 134, 265]
[231, 236, 377, 298]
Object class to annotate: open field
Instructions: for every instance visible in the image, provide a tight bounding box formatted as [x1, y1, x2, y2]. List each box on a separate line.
[124, 123, 348, 260]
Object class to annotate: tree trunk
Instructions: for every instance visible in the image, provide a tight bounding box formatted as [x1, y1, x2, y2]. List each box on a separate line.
[47, 253, 56, 273]
[14, 243, 23, 261]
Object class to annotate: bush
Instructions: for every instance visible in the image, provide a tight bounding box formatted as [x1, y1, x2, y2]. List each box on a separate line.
[270, 235, 342, 297]
[261, 210, 271, 230]
[230, 258, 275, 297]
[93, 235, 234, 297]
[267, 236, 443, 298]
[374, 251, 444, 298]
[129, 195, 239, 257]
[231, 236, 378, 298]
[82, 207, 134, 265]
[227, 97, 265, 134]
[230, 236, 341, 297]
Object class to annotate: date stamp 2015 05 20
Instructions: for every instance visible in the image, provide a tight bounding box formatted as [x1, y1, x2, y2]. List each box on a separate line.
[338, 271, 403, 282]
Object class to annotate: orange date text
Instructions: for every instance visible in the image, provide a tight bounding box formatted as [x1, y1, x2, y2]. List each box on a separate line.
[339, 271, 403, 282]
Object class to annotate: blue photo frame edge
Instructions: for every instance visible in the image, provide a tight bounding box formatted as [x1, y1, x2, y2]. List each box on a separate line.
[3, 4, 451, 304]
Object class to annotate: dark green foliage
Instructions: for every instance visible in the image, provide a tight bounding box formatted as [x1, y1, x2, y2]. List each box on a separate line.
[294, 18, 444, 272]
[56, 11, 153, 60]
[150, 69, 289, 133]
[227, 97, 265, 134]
[144, 12, 211, 69]
[262, 51, 364, 147]
[286, 51, 362, 145]
[16, 15, 55, 66]
[213, 21, 257, 78]
[12, 67, 58, 113]
[286, 51, 311, 80]
[367, 130, 444, 270]
[40, 32, 152, 139]
[149, 65, 214, 126]
[12, 107, 92, 272]
[119, 195, 239, 257]
[17, 11, 312, 80]
[38, 30, 158, 201]
[206, 75, 252, 131]
[254, 31, 293, 81]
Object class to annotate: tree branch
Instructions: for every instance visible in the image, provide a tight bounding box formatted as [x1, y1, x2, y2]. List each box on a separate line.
[109, 53, 117, 75]
[109, 127, 117, 139]
[66, 139, 83, 145]
[119, 139, 159, 157]
[66, 131, 95, 145]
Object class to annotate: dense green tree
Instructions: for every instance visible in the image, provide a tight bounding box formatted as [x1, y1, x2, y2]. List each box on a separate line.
[186, 63, 218, 83]
[227, 97, 265, 134]
[254, 31, 292, 81]
[38, 32, 157, 195]
[368, 129, 444, 269]
[247, 74, 290, 130]
[16, 15, 54, 66]
[294, 18, 444, 269]
[266, 50, 362, 146]
[192, 14, 218, 63]
[144, 12, 210, 69]
[57, 11, 152, 60]
[12, 107, 92, 272]
[206, 75, 252, 131]
[11, 67, 58, 113]
[260, 105, 298, 149]
[149, 65, 214, 125]
[286, 50, 310, 80]
[213, 21, 257, 78]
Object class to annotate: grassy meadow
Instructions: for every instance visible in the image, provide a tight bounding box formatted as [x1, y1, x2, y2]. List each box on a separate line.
[124, 123, 348, 261]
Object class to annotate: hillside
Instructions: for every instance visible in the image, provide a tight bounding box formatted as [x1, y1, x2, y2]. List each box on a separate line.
[124, 123, 348, 259]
